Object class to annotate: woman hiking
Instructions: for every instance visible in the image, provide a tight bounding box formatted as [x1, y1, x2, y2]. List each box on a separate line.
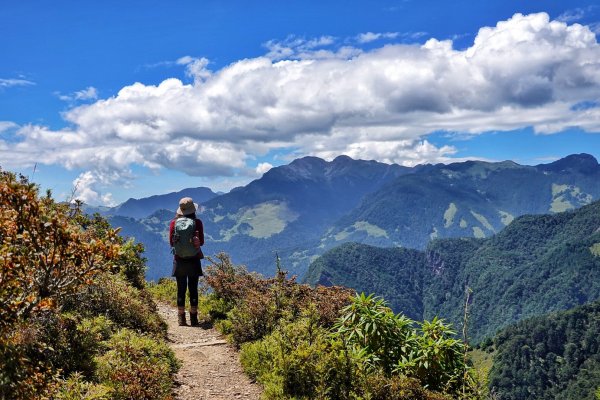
[169, 197, 205, 326]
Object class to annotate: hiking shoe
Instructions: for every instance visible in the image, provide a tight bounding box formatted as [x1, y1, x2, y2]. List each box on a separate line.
[178, 313, 187, 326]
[190, 312, 199, 327]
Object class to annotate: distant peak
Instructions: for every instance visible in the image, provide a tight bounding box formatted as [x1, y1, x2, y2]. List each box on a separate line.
[288, 156, 327, 167]
[294, 155, 326, 162]
[332, 154, 354, 163]
[541, 153, 599, 174]
[561, 153, 597, 164]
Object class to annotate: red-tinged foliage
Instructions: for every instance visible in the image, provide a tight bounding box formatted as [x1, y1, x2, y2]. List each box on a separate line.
[203, 252, 354, 346]
[0, 170, 176, 400]
[0, 172, 121, 329]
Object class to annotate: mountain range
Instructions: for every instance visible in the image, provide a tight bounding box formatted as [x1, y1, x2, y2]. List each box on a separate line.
[87, 186, 219, 219]
[98, 153, 600, 281]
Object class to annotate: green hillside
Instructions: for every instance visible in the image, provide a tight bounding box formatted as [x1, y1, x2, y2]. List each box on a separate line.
[305, 243, 426, 320]
[306, 200, 600, 343]
[487, 299, 600, 399]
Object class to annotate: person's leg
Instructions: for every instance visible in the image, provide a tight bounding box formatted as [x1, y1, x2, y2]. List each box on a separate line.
[176, 275, 188, 326]
[188, 274, 199, 326]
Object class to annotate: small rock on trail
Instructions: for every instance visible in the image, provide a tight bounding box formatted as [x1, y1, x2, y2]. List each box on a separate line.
[158, 305, 262, 400]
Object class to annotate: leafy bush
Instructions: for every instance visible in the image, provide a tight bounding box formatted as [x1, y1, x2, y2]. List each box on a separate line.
[147, 277, 179, 306]
[360, 374, 450, 400]
[334, 293, 415, 376]
[334, 294, 471, 396]
[204, 252, 352, 346]
[404, 318, 468, 394]
[240, 310, 335, 399]
[63, 272, 167, 336]
[95, 328, 180, 400]
[55, 373, 112, 400]
[0, 171, 178, 399]
[24, 312, 114, 379]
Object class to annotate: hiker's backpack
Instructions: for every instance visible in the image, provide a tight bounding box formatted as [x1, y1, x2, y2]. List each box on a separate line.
[172, 217, 198, 258]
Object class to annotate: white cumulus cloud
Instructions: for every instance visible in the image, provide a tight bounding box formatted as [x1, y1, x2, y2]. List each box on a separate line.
[255, 162, 273, 175]
[72, 170, 118, 206]
[2, 12, 600, 201]
[0, 121, 18, 133]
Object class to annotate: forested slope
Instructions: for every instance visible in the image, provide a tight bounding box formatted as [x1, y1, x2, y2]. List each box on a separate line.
[488, 300, 600, 399]
[306, 200, 600, 343]
[305, 243, 426, 320]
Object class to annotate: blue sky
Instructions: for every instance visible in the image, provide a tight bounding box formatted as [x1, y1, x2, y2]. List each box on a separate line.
[1, 0, 600, 205]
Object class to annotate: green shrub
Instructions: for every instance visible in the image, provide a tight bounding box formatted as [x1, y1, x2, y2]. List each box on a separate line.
[25, 312, 114, 379]
[335, 294, 474, 398]
[147, 277, 179, 306]
[400, 317, 467, 394]
[117, 238, 147, 290]
[63, 273, 167, 336]
[95, 328, 180, 400]
[240, 310, 334, 399]
[334, 293, 415, 376]
[360, 374, 450, 400]
[55, 373, 112, 400]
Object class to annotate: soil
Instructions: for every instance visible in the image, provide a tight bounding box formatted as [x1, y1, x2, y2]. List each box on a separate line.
[158, 305, 263, 400]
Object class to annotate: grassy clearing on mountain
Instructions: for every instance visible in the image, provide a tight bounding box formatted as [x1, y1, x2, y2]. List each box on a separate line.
[591, 243, 600, 257]
[334, 220, 389, 241]
[549, 183, 593, 213]
[0, 170, 179, 400]
[218, 201, 299, 241]
[444, 202, 458, 228]
[470, 211, 494, 232]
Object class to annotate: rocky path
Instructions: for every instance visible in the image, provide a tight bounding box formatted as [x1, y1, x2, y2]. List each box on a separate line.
[158, 305, 263, 400]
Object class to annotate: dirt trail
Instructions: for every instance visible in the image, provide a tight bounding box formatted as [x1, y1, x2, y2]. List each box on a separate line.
[158, 305, 263, 400]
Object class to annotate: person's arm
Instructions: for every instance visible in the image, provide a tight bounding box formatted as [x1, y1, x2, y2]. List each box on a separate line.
[169, 219, 176, 246]
[195, 219, 205, 246]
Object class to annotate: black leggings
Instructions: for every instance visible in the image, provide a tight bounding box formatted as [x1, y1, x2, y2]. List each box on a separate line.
[176, 275, 199, 307]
